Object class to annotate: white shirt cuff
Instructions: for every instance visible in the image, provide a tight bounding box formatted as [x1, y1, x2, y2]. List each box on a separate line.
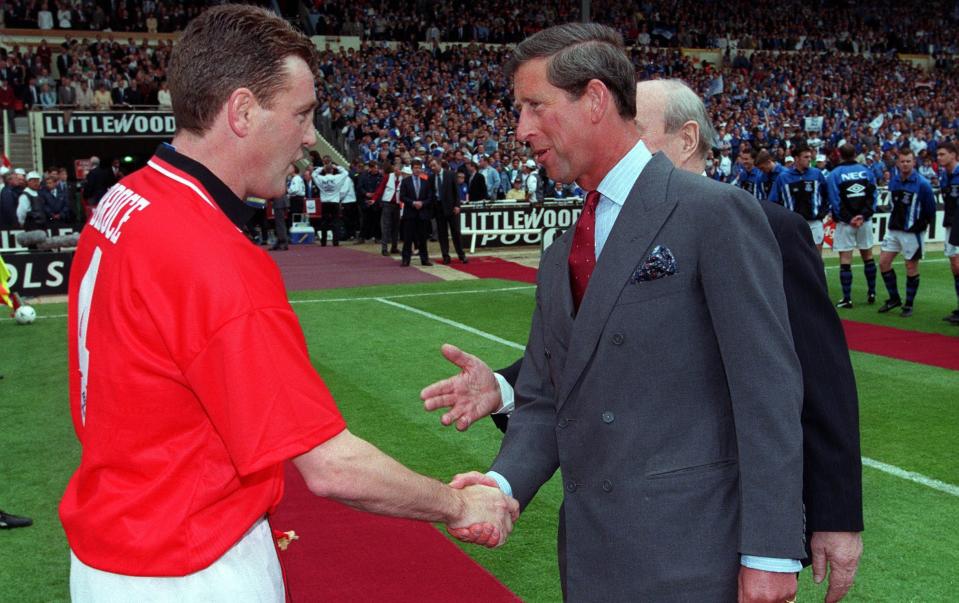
[740, 555, 802, 573]
[484, 471, 513, 498]
[492, 372, 515, 414]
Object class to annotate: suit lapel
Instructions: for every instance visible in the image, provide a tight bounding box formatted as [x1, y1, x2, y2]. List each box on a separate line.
[557, 153, 678, 411]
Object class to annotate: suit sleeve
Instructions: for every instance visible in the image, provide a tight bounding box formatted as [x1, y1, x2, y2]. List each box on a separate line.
[488, 260, 561, 509]
[699, 189, 805, 559]
[490, 358, 524, 434]
[777, 211, 864, 534]
[399, 179, 413, 205]
[421, 179, 432, 208]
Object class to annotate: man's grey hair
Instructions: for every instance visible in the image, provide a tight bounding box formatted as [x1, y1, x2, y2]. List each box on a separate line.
[90, 156, 101, 167]
[507, 22, 636, 119]
[659, 79, 717, 160]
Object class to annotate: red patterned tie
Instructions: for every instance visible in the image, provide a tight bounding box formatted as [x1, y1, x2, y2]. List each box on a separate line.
[568, 191, 601, 312]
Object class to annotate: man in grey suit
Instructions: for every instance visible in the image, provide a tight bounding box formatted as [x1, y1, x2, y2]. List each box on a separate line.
[447, 23, 805, 601]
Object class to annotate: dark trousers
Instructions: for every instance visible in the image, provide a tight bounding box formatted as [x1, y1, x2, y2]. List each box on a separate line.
[436, 211, 466, 260]
[289, 195, 305, 215]
[273, 207, 288, 244]
[401, 218, 430, 263]
[319, 202, 342, 246]
[360, 201, 381, 240]
[380, 202, 400, 251]
[342, 202, 359, 239]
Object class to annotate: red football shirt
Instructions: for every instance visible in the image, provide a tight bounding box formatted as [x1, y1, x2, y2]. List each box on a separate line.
[61, 146, 346, 576]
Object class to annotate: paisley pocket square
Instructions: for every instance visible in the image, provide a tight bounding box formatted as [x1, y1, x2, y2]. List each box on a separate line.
[633, 245, 678, 282]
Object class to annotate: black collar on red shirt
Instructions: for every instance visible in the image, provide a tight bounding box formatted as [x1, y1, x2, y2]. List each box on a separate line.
[154, 143, 254, 228]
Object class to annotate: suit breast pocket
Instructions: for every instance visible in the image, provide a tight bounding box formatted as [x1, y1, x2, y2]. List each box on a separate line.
[616, 272, 691, 306]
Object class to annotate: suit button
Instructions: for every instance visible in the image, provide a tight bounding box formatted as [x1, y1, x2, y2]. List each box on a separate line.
[558, 418, 569, 428]
[602, 480, 613, 493]
[601, 411, 614, 424]
[545, 348, 552, 359]
[566, 481, 578, 493]
[611, 333, 624, 345]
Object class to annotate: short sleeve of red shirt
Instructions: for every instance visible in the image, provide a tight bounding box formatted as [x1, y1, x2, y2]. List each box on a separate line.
[184, 306, 345, 476]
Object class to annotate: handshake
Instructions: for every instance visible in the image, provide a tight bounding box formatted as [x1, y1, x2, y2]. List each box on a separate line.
[445, 472, 520, 548]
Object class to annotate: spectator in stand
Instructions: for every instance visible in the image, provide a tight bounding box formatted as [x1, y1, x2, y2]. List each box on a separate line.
[0, 79, 15, 133]
[479, 155, 501, 201]
[75, 79, 94, 108]
[37, 2, 54, 29]
[521, 159, 539, 202]
[455, 171, 468, 202]
[38, 83, 56, 108]
[157, 80, 172, 108]
[92, 83, 112, 110]
[465, 159, 488, 202]
[58, 75, 77, 106]
[505, 176, 525, 200]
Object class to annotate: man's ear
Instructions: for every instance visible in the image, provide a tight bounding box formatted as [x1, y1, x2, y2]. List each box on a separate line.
[226, 88, 258, 138]
[679, 120, 700, 164]
[585, 79, 610, 124]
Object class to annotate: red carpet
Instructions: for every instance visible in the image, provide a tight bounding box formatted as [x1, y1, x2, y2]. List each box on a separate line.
[448, 256, 538, 284]
[270, 245, 441, 291]
[841, 320, 959, 370]
[272, 463, 520, 602]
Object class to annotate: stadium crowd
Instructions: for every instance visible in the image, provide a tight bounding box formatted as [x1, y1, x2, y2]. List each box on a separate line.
[305, 0, 959, 57]
[0, 36, 172, 116]
[313, 41, 958, 190]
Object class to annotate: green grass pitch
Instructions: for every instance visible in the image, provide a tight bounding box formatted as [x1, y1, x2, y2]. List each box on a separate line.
[1, 267, 957, 601]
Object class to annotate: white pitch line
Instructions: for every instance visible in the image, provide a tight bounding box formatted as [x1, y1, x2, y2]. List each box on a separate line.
[374, 297, 525, 351]
[6, 285, 536, 321]
[375, 298, 959, 498]
[289, 285, 534, 305]
[862, 457, 959, 497]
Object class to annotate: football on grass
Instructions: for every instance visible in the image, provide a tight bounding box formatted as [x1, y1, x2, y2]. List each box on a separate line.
[14, 305, 37, 325]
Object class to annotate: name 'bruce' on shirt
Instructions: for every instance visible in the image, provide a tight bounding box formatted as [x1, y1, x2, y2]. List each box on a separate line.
[89, 183, 152, 244]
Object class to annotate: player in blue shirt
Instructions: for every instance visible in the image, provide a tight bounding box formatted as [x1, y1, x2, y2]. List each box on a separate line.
[828, 144, 879, 308]
[731, 147, 767, 200]
[937, 142, 959, 324]
[769, 144, 830, 253]
[877, 148, 937, 317]
[755, 149, 784, 201]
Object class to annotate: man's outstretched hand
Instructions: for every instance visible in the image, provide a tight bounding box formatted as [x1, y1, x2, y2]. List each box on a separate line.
[421, 344, 503, 431]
